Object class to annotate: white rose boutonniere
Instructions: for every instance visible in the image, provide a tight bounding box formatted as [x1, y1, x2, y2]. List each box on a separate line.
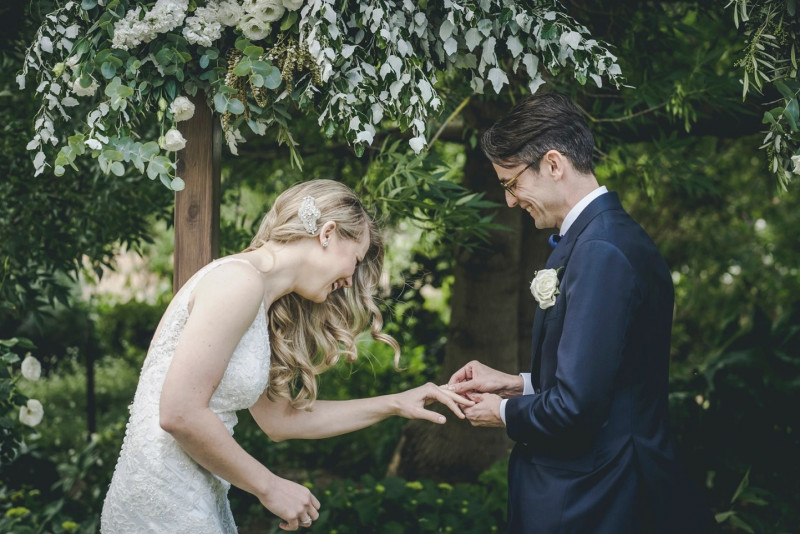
[530, 268, 563, 310]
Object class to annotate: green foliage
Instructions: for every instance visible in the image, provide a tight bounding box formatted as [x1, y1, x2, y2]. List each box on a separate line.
[0, 430, 119, 534]
[92, 296, 169, 367]
[572, 0, 799, 188]
[700, 305, 800, 530]
[237, 461, 508, 533]
[728, 0, 800, 188]
[304, 470, 507, 534]
[666, 302, 800, 532]
[0, 25, 171, 329]
[361, 140, 504, 256]
[569, 2, 747, 147]
[715, 469, 771, 534]
[219, 132, 504, 264]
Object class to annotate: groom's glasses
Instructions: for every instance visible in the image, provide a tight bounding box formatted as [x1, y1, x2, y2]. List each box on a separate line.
[499, 163, 532, 198]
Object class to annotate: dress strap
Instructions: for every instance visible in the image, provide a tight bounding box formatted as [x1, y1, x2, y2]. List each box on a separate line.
[213, 257, 262, 274]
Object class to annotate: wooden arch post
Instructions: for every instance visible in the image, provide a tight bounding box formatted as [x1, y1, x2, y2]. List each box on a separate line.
[174, 93, 221, 292]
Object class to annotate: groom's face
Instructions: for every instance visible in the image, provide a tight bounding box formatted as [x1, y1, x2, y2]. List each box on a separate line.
[494, 161, 560, 230]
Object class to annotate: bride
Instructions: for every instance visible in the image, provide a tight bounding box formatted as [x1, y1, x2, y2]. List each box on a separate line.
[100, 179, 472, 532]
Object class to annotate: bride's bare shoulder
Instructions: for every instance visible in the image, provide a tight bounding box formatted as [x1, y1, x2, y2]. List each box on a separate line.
[187, 258, 265, 315]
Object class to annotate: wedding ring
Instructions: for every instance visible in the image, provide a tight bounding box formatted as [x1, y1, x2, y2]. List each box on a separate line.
[301, 515, 312, 526]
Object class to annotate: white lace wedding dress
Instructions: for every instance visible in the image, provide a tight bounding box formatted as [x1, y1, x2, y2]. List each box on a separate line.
[101, 258, 271, 533]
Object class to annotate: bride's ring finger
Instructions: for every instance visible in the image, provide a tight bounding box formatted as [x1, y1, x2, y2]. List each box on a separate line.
[301, 514, 312, 526]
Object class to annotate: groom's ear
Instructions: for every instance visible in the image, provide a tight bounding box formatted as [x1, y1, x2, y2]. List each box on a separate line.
[542, 150, 565, 181]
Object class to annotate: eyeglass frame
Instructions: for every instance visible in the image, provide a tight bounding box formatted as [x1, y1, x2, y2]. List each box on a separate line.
[499, 162, 534, 198]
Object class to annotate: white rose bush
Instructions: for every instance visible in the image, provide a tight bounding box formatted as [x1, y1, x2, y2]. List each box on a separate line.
[20, 0, 624, 190]
[1, 338, 44, 463]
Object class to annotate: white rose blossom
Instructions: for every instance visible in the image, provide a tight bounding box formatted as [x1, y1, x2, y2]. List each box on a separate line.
[162, 128, 187, 151]
[19, 399, 44, 427]
[216, 1, 244, 26]
[530, 268, 561, 310]
[169, 96, 196, 122]
[246, 0, 286, 23]
[21, 354, 42, 381]
[239, 14, 272, 41]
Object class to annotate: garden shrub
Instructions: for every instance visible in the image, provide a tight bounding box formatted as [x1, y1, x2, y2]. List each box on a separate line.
[237, 460, 509, 533]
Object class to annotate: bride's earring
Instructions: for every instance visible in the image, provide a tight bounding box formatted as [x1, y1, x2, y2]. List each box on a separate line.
[322, 241, 329, 248]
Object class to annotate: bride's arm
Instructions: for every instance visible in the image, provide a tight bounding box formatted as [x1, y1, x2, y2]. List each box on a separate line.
[249, 383, 474, 442]
[159, 263, 318, 530]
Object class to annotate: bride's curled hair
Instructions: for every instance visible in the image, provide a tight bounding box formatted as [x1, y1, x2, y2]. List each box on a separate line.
[246, 180, 400, 409]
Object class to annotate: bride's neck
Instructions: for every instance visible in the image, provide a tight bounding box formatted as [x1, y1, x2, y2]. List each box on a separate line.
[247, 242, 306, 304]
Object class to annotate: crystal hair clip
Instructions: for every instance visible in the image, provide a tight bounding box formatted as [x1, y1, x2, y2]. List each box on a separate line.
[298, 196, 321, 235]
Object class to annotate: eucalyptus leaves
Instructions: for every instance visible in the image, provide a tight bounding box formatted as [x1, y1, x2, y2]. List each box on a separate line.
[20, 0, 624, 190]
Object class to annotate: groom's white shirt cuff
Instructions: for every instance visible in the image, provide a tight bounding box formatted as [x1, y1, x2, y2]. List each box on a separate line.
[499, 373, 534, 425]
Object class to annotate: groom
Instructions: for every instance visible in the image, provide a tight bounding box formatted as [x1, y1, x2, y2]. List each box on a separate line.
[448, 93, 712, 533]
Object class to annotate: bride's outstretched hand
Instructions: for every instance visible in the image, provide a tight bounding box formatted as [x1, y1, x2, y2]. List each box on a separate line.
[392, 383, 475, 424]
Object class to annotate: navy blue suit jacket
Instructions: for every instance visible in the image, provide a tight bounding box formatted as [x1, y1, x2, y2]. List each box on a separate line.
[504, 193, 710, 533]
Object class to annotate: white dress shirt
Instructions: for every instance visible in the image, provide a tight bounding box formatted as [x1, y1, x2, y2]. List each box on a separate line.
[499, 186, 608, 424]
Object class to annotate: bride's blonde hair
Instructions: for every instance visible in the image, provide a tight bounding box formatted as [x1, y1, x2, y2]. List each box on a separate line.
[246, 180, 400, 409]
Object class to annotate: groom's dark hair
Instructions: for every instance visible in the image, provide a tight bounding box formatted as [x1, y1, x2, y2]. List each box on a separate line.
[480, 92, 595, 175]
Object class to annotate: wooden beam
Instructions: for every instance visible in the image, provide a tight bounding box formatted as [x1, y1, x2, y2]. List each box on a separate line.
[174, 93, 221, 292]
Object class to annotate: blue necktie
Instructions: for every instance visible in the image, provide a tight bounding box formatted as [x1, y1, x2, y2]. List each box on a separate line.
[548, 234, 562, 249]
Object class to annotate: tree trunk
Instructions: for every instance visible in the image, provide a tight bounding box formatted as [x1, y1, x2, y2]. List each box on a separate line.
[390, 100, 551, 482]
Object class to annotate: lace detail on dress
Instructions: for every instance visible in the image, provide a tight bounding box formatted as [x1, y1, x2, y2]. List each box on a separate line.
[101, 258, 270, 533]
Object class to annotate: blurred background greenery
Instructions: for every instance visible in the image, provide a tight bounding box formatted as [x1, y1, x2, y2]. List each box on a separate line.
[2, 1, 800, 533]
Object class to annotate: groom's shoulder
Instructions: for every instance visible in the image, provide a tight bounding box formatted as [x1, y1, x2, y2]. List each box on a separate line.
[578, 210, 663, 262]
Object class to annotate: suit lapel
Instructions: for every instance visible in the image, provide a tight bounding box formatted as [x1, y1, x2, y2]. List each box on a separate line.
[528, 192, 624, 379]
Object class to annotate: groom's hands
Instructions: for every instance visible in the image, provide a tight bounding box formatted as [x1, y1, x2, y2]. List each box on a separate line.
[447, 360, 523, 428]
[463, 392, 504, 427]
[446, 360, 524, 398]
